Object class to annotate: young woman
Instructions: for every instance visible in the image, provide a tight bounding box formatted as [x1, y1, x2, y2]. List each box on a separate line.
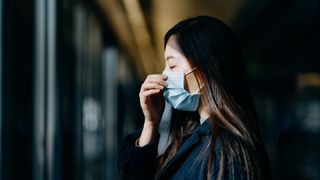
[119, 16, 270, 180]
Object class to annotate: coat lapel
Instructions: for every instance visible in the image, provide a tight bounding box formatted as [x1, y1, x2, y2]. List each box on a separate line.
[157, 120, 210, 179]
[157, 133, 201, 179]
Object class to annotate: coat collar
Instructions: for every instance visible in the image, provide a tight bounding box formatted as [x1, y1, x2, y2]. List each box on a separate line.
[176, 120, 211, 158]
[192, 119, 211, 135]
[157, 120, 211, 179]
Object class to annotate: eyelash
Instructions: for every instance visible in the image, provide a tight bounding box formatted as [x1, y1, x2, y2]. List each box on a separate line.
[169, 66, 176, 69]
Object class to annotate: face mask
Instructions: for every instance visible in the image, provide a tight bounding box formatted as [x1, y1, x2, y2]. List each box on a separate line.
[162, 68, 202, 111]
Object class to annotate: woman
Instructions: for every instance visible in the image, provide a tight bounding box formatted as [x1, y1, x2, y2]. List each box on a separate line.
[119, 16, 270, 180]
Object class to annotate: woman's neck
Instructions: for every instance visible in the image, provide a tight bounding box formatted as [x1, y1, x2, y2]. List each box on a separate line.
[198, 98, 210, 123]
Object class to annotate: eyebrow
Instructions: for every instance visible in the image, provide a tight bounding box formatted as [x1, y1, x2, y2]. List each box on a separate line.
[165, 56, 175, 61]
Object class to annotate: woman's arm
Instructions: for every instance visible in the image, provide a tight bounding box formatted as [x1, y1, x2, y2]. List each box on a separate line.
[138, 122, 158, 146]
[118, 74, 167, 179]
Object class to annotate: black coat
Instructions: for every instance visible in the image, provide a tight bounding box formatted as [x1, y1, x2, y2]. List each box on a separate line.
[118, 120, 244, 180]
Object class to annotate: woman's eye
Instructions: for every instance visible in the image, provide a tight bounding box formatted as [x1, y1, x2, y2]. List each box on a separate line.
[169, 66, 176, 69]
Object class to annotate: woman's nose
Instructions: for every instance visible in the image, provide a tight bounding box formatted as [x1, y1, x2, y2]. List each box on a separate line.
[163, 66, 170, 73]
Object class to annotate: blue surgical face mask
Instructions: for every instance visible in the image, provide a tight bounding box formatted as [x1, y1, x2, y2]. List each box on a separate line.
[162, 68, 203, 111]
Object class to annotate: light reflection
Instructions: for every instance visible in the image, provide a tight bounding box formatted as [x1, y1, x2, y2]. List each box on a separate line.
[82, 97, 101, 132]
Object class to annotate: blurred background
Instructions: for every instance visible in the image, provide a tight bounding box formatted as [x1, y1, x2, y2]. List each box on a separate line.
[0, 0, 319, 179]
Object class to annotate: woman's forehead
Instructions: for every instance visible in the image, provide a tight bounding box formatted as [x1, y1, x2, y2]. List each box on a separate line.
[164, 37, 183, 59]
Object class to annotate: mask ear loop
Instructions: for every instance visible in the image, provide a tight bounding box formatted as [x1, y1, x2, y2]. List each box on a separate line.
[195, 84, 205, 93]
[185, 67, 205, 94]
[185, 67, 198, 75]
[184, 67, 198, 90]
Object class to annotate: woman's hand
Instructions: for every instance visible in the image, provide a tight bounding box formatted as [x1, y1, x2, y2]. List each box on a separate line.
[138, 74, 167, 146]
[139, 74, 167, 127]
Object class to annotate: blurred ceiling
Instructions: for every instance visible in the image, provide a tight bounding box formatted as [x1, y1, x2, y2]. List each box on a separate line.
[95, 0, 319, 80]
[150, 0, 244, 66]
[95, 0, 245, 78]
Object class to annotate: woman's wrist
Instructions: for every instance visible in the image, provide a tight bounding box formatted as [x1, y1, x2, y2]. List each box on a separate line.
[143, 119, 158, 130]
[137, 121, 158, 147]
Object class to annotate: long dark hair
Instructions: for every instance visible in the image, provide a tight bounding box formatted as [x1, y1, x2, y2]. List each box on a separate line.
[156, 16, 270, 179]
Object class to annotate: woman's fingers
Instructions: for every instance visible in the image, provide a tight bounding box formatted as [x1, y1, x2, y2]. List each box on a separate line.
[140, 74, 167, 93]
[139, 74, 166, 126]
[146, 75, 167, 86]
[147, 74, 167, 80]
[142, 89, 160, 97]
[146, 78, 167, 87]
[139, 89, 160, 103]
[142, 83, 164, 91]
[139, 73, 167, 101]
